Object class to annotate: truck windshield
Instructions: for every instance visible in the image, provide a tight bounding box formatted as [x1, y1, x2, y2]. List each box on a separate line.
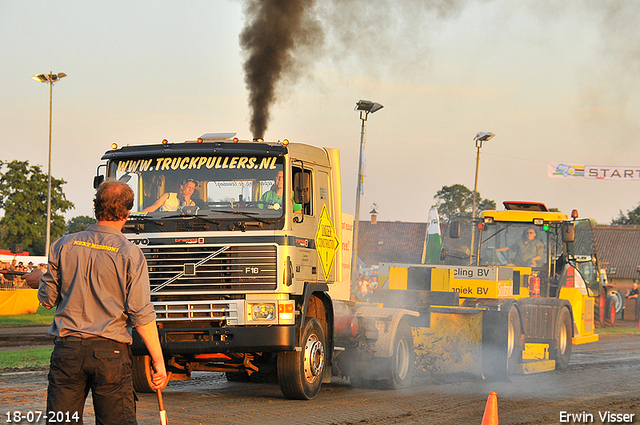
[109, 154, 286, 220]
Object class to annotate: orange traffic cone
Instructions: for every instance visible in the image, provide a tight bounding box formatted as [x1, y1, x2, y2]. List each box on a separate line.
[481, 391, 499, 425]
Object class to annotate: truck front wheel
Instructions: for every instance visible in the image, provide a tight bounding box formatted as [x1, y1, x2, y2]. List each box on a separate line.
[507, 304, 523, 374]
[552, 308, 573, 370]
[132, 355, 168, 393]
[277, 318, 325, 400]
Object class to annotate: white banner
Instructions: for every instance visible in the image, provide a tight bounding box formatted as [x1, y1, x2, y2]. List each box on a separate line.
[548, 163, 584, 178]
[548, 163, 640, 180]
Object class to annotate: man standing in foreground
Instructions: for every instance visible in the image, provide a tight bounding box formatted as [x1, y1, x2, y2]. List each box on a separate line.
[38, 180, 166, 424]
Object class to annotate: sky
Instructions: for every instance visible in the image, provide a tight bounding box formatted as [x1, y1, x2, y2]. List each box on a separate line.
[2, 0, 640, 225]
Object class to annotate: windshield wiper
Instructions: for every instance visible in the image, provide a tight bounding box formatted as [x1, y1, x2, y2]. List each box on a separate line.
[127, 215, 164, 226]
[206, 209, 275, 224]
[160, 212, 222, 226]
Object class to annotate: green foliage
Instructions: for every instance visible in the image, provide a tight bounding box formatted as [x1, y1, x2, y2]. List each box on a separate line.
[0, 305, 55, 327]
[611, 202, 640, 225]
[432, 184, 496, 222]
[0, 347, 53, 369]
[0, 160, 74, 255]
[66, 215, 96, 234]
[596, 326, 640, 335]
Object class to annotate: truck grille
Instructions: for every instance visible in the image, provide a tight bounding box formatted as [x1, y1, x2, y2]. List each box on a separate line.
[153, 299, 244, 324]
[141, 244, 277, 322]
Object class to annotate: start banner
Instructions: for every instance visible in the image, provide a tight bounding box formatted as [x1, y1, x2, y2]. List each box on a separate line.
[548, 163, 640, 180]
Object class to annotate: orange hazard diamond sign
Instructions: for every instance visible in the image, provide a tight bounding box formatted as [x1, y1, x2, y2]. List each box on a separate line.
[315, 204, 340, 280]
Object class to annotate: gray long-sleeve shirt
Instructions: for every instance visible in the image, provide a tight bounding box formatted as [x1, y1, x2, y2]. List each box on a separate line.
[38, 223, 156, 344]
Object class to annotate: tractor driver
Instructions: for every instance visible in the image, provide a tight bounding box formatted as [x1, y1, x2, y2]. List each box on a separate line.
[497, 227, 544, 267]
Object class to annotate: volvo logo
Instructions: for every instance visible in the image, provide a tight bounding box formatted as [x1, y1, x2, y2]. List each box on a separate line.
[128, 238, 149, 246]
[184, 264, 196, 277]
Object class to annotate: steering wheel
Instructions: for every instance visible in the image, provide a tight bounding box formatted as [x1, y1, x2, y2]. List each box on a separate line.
[496, 250, 509, 265]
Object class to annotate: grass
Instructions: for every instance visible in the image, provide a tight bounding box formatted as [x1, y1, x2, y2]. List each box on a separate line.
[0, 306, 54, 369]
[0, 347, 53, 369]
[0, 305, 55, 327]
[596, 326, 640, 335]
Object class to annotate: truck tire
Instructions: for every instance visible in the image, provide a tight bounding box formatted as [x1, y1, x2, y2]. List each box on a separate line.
[552, 308, 573, 370]
[608, 290, 624, 316]
[277, 318, 325, 400]
[507, 304, 523, 374]
[376, 320, 415, 390]
[132, 355, 168, 393]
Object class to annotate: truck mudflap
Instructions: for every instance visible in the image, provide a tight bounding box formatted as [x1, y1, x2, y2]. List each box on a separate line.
[131, 325, 295, 356]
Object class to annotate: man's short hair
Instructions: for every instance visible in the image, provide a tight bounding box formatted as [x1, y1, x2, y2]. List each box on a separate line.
[94, 180, 134, 221]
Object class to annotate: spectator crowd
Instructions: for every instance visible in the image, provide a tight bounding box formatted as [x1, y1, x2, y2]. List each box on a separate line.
[0, 259, 48, 289]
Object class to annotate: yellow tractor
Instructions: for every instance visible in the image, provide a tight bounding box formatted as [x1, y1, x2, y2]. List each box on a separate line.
[378, 201, 603, 379]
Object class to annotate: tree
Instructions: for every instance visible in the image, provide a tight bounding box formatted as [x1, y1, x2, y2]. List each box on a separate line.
[611, 202, 640, 225]
[0, 160, 74, 255]
[66, 215, 96, 234]
[432, 184, 496, 222]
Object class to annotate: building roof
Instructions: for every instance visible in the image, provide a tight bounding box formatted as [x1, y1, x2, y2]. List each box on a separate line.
[357, 220, 428, 266]
[593, 225, 640, 280]
[356, 222, 640, 281]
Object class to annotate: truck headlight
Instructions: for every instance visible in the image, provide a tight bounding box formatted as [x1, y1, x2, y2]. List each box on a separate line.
[251, 304, 275, 320]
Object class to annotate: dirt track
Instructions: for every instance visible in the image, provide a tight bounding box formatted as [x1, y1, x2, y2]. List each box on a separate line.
[0, 325, 53, 352]
[1, 329, 639, 425]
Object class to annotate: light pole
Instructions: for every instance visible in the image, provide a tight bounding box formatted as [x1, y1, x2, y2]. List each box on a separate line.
[351, 100, 383, 284]
[32, 72, 67, 256]
[471, 132, 494, 219]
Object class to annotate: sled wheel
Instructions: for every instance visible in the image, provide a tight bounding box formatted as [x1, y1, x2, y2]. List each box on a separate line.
[377, 320, 415, 390]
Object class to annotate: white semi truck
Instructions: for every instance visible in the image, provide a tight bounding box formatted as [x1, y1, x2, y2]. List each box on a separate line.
[95, 133, 425, 399]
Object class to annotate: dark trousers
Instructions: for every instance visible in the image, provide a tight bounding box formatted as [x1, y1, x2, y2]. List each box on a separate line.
[46, 336, 137, 425]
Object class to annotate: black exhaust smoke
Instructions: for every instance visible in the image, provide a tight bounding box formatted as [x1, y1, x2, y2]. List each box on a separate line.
[240, 0, 322, 139]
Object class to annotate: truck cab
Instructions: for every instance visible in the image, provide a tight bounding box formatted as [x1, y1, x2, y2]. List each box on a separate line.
[96, 133, 345, 399]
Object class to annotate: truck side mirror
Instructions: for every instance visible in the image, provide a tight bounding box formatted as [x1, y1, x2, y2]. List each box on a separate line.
[93, 175, 104, 189]
[562, 223, 575, 242]
[449, 221, 461, 239]
[93, 164, 107, 189]
[293, 172, 310, 205]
